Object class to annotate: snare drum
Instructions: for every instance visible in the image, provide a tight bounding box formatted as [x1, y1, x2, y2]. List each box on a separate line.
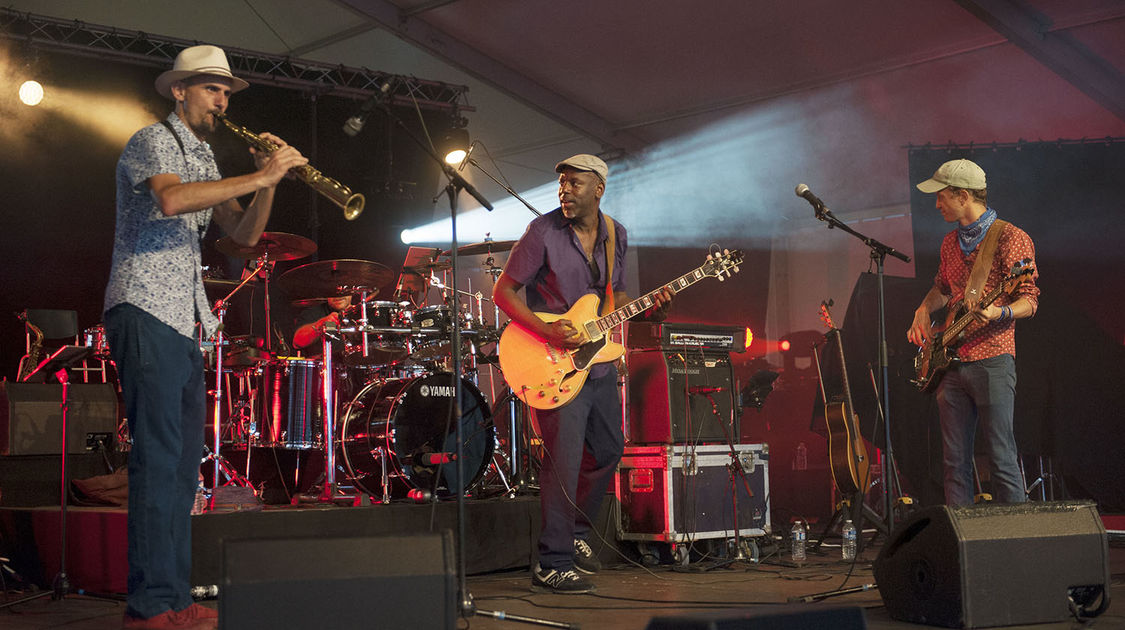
[339, 373, 494, 498]
[256, 357, 322, 449]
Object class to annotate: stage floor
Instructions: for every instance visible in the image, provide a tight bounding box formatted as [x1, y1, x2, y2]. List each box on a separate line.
[2, 536, 1122, 629]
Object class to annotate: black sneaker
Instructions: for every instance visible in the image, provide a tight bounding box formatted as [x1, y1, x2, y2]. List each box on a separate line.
[530, 565, 595, 594]
[573, 538, 602, 574]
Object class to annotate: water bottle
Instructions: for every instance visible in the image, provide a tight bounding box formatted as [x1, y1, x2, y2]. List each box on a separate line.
[790, 520, 807, 565]
[841, 519, 857, 561]
[794, 441, 808, 471]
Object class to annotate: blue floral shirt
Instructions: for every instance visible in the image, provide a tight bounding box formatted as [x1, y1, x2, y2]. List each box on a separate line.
[104, 113, 221, 339]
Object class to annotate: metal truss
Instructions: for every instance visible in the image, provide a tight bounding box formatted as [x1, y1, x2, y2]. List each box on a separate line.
[0, 7, 471, 112]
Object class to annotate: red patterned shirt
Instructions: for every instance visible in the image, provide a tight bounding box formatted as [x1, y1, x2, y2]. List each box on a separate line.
[934, 222, 1039, 362]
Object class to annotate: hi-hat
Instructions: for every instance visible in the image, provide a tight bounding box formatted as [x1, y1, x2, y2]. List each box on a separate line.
[278, 259, 394, 299]
[440, 240, 516, 257]
[215, 232, 317, 261]
[203, 277, 258, 299]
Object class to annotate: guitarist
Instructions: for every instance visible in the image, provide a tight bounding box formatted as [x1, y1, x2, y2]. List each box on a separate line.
[906, 159, 1040, 507]
[494, 154, 673, 594]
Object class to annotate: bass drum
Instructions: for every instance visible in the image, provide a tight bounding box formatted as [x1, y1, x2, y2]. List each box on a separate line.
[340, 373, 494, 498]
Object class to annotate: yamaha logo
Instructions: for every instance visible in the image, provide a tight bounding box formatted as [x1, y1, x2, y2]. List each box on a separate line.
[420, 384, 455, 397]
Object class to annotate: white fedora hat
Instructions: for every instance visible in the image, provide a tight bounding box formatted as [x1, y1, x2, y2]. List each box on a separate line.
[155, 45, 249, 99]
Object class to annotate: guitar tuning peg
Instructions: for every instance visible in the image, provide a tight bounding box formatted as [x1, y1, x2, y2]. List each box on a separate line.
[717, 275, 725, 282]
[732, 266, 740, 273]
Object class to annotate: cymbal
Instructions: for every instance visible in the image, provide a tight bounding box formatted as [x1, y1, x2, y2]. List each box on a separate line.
[440, 240, 516, 257]
[278, 259, 394, 299]
[215, 232, 317, 261]
[403, 260, 452, 275]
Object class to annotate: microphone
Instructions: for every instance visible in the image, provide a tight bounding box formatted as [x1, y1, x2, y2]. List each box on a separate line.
[794, 183, 827, 210]
[414, 452, 455, 465]
[455, 141, 478, 172]
[342, 80, 392, 137]
[688, 386, 725, 395]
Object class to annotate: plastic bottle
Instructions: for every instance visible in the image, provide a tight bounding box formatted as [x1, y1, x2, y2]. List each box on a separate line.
[791, 520, 807, 565]
[794, 441, 808, 471]
[841, 519, 857, 561]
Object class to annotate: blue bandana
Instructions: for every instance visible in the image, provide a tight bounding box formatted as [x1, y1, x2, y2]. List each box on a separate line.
[957, 206, 997, 255]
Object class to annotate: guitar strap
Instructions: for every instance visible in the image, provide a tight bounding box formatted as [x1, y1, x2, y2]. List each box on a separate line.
[601, 212, 616, 317]
[964, 219, 1008, 308]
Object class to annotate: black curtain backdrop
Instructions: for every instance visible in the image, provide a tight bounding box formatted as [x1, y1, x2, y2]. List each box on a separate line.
[892, 141, 1125, 511]
[0, 48, 447, 377]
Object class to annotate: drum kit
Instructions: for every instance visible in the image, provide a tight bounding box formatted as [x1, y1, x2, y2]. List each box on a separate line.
[201, 232, 521, 503]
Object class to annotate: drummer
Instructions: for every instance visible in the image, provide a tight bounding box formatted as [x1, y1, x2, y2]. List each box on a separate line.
[292, 295, 353, 353]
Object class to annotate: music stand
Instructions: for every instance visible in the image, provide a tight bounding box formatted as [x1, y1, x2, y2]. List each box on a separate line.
[1, 345, 97, 609]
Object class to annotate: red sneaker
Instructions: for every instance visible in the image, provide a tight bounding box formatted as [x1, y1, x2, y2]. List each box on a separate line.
[181, 603, 219, 621]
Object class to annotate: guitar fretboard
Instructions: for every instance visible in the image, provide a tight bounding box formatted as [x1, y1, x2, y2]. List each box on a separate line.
[589, 256, 734, 336]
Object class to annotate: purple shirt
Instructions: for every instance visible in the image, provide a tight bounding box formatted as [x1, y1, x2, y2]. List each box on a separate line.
[503, 207, 627, 378]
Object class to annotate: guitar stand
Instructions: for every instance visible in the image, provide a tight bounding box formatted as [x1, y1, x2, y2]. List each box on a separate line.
[810, 492, 887, 555]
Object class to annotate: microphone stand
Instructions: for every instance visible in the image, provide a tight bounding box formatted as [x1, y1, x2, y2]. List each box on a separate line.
[808, 200, 909, 540]
[371, 102, 574, 628]
[460, 155, 542, 217]
[457, 155, 544, 497]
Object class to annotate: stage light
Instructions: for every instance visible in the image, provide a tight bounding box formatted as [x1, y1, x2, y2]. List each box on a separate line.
[19, 80, 44, 106]
[779, 339, 791, 352]
[744, 327, 754, 351]
[439, 126, 470, 167]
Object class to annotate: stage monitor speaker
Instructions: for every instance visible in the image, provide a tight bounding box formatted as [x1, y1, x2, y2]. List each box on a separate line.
[873, 501, 1110, 628]
[220, 530, 455, 629]
[627, 350, 735, 444]
[0, 383, 119, 455]
[646, 605, 867, 629]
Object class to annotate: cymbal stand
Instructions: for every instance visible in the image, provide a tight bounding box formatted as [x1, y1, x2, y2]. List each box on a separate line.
[317, 326, 355, 504]
[207, 270, 261, 492]
[356, 288, 371, 363]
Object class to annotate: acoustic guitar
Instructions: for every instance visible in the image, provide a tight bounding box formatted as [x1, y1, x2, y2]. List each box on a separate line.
[498, 249, 742, 410]
[818, 300, 871, 497]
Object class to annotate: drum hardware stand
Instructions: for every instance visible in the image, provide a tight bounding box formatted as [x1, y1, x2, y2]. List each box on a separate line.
[207, 270, 260, 492]
[315, 327, 359, 504]
[805, 190, 910, 539]
[371, 97, 571, 627]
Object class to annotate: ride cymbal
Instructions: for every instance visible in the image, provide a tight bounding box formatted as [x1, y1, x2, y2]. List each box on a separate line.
[278, 259, 394, 299]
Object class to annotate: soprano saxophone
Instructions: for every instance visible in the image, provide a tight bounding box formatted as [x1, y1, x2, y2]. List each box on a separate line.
[215, 112, 365, 220]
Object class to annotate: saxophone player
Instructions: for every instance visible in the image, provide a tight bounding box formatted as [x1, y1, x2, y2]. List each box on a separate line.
[102, 44, 306, 630]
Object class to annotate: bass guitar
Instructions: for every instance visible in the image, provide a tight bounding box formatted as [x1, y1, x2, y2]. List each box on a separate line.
[912, 258, 1034, 393]
[498, 248, 742, 410]
[817, 300, 870, 497]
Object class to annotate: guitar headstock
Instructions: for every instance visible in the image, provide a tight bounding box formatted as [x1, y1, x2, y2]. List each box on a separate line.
[703, 248, 743, 282]
[819, 299, 837, 330]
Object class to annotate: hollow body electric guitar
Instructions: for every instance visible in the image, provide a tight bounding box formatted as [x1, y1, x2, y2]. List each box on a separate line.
[818, 301, 870, 497]
[912, 258, 1034, 393]
[498, 249, 743, 410]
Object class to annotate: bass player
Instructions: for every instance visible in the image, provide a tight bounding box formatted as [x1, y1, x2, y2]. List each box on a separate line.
[906, 159, 1040, 507]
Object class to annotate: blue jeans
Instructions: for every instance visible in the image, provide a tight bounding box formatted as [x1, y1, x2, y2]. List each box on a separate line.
[105, 304, 206, 618]
[533, 373, 624, 570]
[935, 353, 1026, 507]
